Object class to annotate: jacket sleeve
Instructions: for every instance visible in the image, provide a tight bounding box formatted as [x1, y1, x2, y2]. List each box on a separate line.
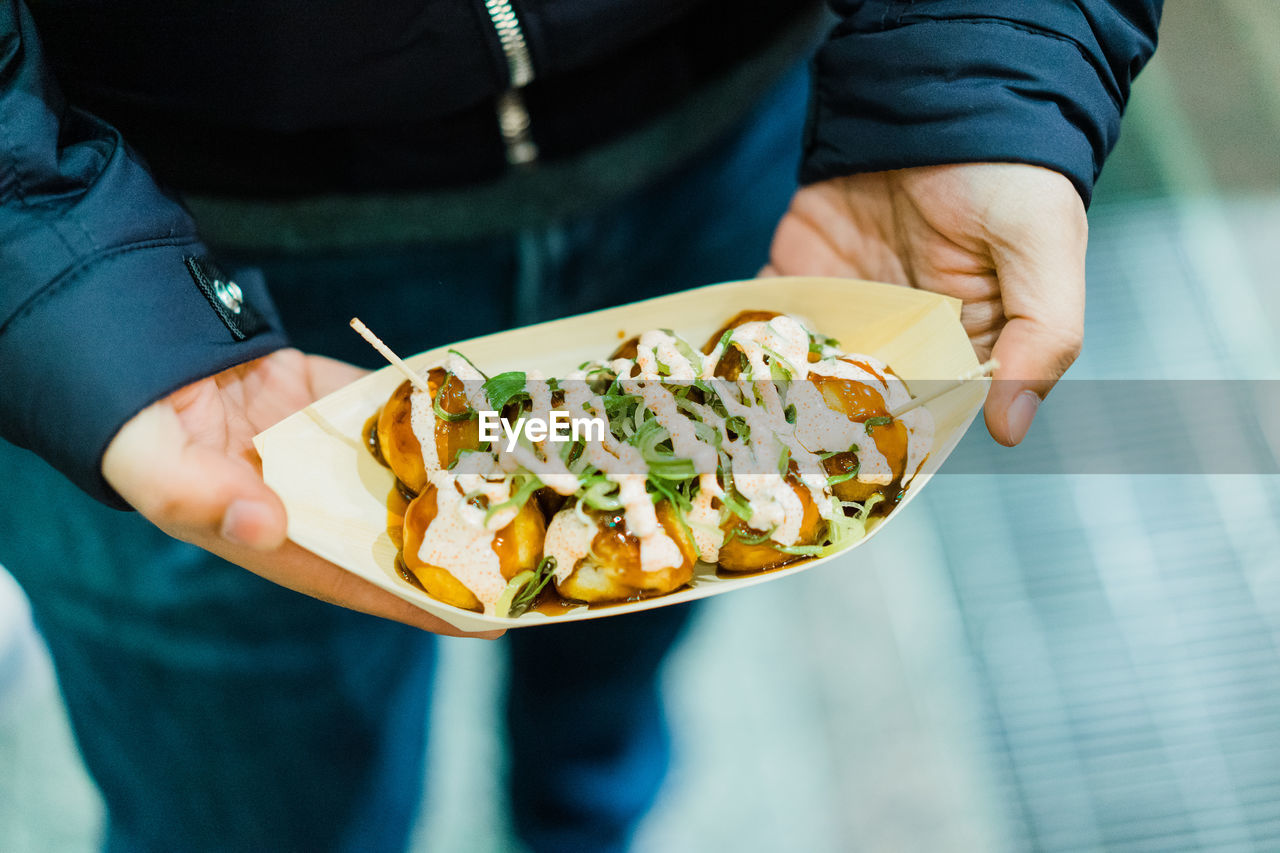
[0, 1, 289, 508]
[801, 1, 1164, 205]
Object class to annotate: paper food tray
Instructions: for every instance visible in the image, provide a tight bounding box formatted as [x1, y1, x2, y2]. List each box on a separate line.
[254, 277, 986, 631]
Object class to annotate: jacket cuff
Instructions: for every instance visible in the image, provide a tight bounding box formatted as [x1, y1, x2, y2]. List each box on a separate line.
[0, 238, 288, 508]
[800, 18, 1122, 206]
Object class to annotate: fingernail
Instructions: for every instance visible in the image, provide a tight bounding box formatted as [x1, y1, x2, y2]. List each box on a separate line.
[220, 500, 270, 546]
[1006, 390, 1041, 445]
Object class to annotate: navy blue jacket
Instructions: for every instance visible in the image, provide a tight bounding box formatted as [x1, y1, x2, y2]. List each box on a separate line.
[1, 0, 1161, 507]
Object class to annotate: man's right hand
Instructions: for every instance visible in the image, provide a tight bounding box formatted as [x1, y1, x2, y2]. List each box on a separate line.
[102, 348, 503, 639]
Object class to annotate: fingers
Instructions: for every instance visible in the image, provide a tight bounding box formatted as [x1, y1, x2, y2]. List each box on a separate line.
[102, 358, 502, 640]
[102, 399, 289, 550]
[985, 317, 1083, 445]
[981, 169, 1087, 445]
[105, 400, 502, 639]
[306, 354, 371, 398]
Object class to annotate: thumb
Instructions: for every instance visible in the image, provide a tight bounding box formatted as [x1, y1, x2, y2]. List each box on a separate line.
[985, 317, 1082, 446]
[980, 170, 1087, 446]
[102, 401, 288, 549]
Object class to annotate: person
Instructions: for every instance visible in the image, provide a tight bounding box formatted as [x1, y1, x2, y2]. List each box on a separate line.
[0, 1, 1162, 850]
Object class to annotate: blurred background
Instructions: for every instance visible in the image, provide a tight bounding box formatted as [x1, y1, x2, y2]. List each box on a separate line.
[3, 2, 1278, 850]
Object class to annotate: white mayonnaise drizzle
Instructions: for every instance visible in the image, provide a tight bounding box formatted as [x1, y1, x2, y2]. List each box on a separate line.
[687, 473, 726, 562]
[544, 506, 600, 584]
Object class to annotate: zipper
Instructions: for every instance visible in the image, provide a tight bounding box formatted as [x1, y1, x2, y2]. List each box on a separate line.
[482, 0, 539, 165]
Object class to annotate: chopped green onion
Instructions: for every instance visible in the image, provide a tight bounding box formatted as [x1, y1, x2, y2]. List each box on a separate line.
[482, 371, 529, 412]
[725, 526, 774, 546]
[501, 556, 558, 617]
[774, 543, 825, 556]
[760, 345, 795, 381]
[484, 474, 542, 524]
[819, 440, 860, 460]
[809, 333, 839, 354]
[854, 493, 885, 522]
[580, 478, 623, 511]
[720, 491, 753, 524]
[433, 379, 477, 422]
[447, 349, 489, 380]
[670, 335, 702, 368]
[864, 416, 893, 433]
[724, 416, 749, 440]
[825, 469, 860, 486]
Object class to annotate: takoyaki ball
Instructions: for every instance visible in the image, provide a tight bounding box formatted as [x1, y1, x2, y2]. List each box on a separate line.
[376, 368, 480, 495]
[718, 477, 824, 573]
[401, 484, 547, 612]
[812, 368, 908, 507]
[553, 502, 697, 603]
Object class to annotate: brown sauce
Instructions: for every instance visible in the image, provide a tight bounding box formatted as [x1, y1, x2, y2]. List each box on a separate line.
[396, 553, 426, 592]
[387, 486, 409, 546]
[531, 596, 580, 616]
[363, 413, 388, 467]
[715, 554, 815, 580]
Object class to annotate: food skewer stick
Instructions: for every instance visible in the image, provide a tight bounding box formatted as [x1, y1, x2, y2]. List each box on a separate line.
[888, 358, 1000, 418]
[349, 317, 432, 395]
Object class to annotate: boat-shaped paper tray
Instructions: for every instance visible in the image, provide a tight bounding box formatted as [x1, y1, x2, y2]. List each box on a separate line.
[254, 277, 986, 631]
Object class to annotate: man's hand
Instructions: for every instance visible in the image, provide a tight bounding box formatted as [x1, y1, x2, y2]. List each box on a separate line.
[102, 348, 502, 638]
[765, 163, 1087, 445]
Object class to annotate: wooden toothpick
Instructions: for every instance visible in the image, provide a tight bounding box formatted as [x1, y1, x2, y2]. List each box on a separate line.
[349, 318, 432, 394]
[889, 358, 999, 418]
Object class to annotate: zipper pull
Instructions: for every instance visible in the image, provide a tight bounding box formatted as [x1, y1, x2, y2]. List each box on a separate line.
[482, 0, 539, 166]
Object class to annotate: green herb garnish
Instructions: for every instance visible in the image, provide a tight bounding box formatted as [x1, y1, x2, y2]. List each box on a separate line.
[503, 556, 557, 617]
[725, 526, 774, 546]
[447, 349, 489, 380]
[484, 473, 542, 524]
[724, 416, 750, 440]
[809, 333, 839, 354]
[433, 379, 477, 422]
[826, 468, 860, 486]
[483, 371, 529, 411]
[864, 416, 893, 433]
